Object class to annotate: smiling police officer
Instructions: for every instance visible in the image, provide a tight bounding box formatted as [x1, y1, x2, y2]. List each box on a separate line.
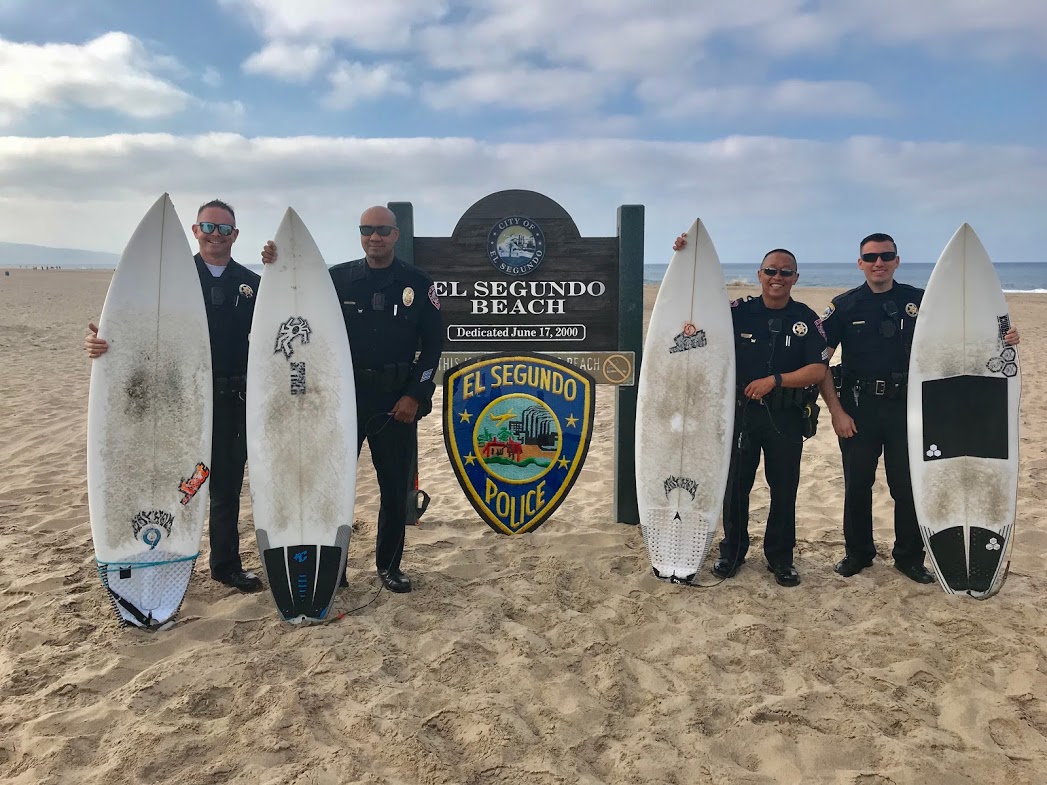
[673, 237, 828, 586]
[818, 232, 1019, 585]
[262, 205, 442, 594]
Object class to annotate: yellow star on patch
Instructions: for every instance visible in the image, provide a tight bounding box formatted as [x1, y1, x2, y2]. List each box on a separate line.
[558, 457, 569, 469]
[459, 410, 472, 423]
[565, 413, 578, 428]
[464, 453, 476, 465]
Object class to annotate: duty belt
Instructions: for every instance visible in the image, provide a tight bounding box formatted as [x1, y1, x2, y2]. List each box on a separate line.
[840, 370, 907, 400]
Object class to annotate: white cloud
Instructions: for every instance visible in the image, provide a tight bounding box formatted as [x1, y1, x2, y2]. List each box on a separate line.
[201, 67, 224, 88]
[243, 40, 332, 82]
[644, 79, 888, 119]
[221, 0, 449, 51]
[423, 67, 616, 112]
[324, 61, 411, 109]
[0, 132, 1042, 265]
[0, 32, 190, 125]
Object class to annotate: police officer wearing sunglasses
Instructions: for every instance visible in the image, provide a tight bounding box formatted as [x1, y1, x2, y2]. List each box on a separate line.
[85, 200, 264, 593]
[818, 232, 1019, 584]
[673, 237, 829, 586]
[261, 206, 442, 594]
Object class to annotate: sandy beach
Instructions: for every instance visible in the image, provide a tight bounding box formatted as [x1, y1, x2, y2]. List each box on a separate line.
[1, 268, 1045, 785]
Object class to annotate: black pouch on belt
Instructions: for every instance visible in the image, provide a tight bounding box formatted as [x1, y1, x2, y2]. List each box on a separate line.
[803, 400, 820, 439]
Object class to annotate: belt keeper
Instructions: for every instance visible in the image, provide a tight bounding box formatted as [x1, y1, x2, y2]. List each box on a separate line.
[874, 380, 886, 396]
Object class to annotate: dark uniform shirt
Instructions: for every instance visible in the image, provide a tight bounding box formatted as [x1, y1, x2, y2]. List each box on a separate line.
[732, 296, 828, 389]
[193, 254, 259, 382]
[329, 257, 443, 405]
[820, 282, 922, 379]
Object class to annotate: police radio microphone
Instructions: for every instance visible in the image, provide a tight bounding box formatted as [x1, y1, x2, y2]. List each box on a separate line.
[768, 318, 782, 334]
[883, 301, 898, 318]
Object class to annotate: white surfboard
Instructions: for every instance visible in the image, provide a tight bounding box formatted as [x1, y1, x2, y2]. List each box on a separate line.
[635, 219, 736, 582]
[907, 223, 1020, 598]
[87, 194, 213, 629]
[246, 208, 356, 623]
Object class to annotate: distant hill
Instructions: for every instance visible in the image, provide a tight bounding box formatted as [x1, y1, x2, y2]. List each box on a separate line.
[0, 241, 119, 269]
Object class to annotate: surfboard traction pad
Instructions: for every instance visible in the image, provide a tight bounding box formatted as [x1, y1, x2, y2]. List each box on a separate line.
[97, 549, 197, 630]
[918, 374, 1014, 597]
[641, 508, 713, 584]
[924, 523, 1012, 597]
[257, 525, 351, 623]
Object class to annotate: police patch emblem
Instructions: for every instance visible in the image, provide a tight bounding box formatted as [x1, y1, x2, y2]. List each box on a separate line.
[239, 283, 254, 299]
[403, 287, 415, 307]
[905, 302, 919, 317]
[487, 217, 547, 276]
[444, 353, 595, 535]
[822, 303, 835, 319]
[428, 284, 440, 310]
[792, 321, 808, 337]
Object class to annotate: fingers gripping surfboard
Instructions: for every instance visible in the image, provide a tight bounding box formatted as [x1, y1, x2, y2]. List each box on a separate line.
[635, 219, 736, 583]
[907, 223, 1021, 599]
[247, 208, 358, 623]
[87, 194, 213, 629]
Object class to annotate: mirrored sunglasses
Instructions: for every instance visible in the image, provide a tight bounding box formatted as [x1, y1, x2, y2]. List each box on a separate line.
[359, 224, 396, 237]
[861, 251, 897, 262]
[761, 268, 796, 278]
[198, 222, 235, 236]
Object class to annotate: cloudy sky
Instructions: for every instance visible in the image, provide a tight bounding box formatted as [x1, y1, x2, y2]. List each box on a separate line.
[1, 0, 1044, 268]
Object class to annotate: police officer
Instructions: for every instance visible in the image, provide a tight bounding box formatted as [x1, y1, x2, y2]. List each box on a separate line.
[86, 199, 263, 592]
[262, 205, 442, 594]
[818, 232, 1019, 583]
[673, 239, 828, 586]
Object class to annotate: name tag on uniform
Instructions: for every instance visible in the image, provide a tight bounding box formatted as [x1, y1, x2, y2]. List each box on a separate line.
[852, 320, 866, 325]
[741, 333, 753, 339]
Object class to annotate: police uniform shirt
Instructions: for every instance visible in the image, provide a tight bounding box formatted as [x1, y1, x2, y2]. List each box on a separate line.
[820, 282, 922, 379]
[329, 257, 443, 403]
[732, 296, 828, 388]
[193, 254, 258, 379]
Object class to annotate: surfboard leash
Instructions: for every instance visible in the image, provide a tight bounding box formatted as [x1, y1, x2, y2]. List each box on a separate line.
[331, 583, 385, 621]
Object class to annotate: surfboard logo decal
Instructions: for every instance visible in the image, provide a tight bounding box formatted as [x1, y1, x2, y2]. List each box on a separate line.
[131, 510, 174, 549]
[669, 327, 707, 353]
[179, 462, 210, 505]
[487, 217, 547, 276]
[986, 346, 1018, 377]
[997, 314, 1011, 341]
[444, 353, 595, 535]
[274, 317, 311, 359]
[663, 475, 698, 501]
[290, 362, 306, 394]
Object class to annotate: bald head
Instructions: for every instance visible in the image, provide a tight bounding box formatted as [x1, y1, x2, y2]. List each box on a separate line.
[360, 205, 397, 227]
[358, 205, 399, 268]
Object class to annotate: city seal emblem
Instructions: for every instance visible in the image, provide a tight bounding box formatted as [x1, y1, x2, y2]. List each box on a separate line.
[444, 353, 595, 534]
[487, 216, 547, 276]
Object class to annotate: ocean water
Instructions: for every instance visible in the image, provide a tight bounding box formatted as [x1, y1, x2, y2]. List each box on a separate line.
[643, 262, 1047, 293]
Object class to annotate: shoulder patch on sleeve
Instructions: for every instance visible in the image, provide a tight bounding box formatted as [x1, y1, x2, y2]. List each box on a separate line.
[814, 317, 826, 339]
[730, 299, 740, 308]
[821, 303, 835, 320]
[428, 284, 440, 310]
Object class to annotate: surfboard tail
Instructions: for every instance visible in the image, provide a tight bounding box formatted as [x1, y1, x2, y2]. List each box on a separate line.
[257, 525, 351, 623]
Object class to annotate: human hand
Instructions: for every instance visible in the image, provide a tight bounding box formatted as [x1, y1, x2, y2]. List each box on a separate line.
[672, 233, 687, 252]
[1004, 326, 1020, 346]
[261, 240, 277, 265]
[390, 395, 420, 423]
[831, 409, 857, 438]
[743, 376, 776, 401]
[85, 322, 108, 358]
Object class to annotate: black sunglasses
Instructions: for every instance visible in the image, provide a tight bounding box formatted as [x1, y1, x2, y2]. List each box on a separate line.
[198, 222, 235, 236]
[861, 251, 897, 262]
[359, 225, 396, 237]
[761, 268, 796, 278]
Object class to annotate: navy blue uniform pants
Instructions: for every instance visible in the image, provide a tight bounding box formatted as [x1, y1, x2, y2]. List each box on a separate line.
[208, 395, 247, 579]
[720, 402, 805, 567]
[357, 385, 417, 573]
[839, 392, 925, 567]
